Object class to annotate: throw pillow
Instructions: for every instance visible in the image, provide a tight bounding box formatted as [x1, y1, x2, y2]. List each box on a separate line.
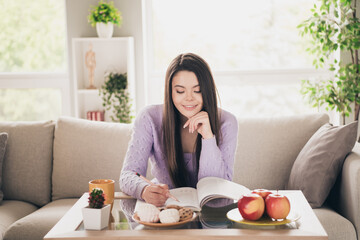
[287, 121, 358, 208]
[52, 117, 132, 200]
[0, 121, 55, 207]
[0, 132, 8, 203]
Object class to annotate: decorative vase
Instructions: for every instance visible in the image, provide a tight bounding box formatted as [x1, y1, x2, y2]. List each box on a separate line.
[82, 204, 111, 230]
[96, 22, 114, 38]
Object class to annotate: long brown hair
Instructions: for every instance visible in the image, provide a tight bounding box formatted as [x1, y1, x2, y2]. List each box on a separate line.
[162, 53, 221, 187]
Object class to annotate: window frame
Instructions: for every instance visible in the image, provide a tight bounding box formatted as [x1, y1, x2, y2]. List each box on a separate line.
[0, 73, 71, 117]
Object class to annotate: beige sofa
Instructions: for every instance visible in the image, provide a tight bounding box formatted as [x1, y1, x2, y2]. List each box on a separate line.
[0, 114, 359, 240]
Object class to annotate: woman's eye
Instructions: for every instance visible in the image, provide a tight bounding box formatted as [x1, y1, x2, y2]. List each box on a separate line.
[194, 90, 201, 93]
[176, 91, 184, 94]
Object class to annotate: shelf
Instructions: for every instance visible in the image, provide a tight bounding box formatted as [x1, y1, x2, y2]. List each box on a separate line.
[72, 37, 135, 121]
[77, 89, 100, 94]
[73, 37, 133, 43]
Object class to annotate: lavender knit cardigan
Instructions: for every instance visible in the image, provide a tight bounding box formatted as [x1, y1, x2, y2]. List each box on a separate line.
[119, 104, 238, 200]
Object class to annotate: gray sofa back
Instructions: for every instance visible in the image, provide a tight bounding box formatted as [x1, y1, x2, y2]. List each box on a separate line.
[0, 113, 330, 206]
[234, 113, 329, 189]
[0, 121, 55, 207]
[53, 113, 328, 196]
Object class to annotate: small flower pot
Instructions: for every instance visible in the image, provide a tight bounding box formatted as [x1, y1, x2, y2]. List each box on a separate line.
[82, 204, 111, 230]
[96, 22, 114, 38]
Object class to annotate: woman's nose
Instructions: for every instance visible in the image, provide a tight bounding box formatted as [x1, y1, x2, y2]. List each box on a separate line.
[185, 92, 193, 100]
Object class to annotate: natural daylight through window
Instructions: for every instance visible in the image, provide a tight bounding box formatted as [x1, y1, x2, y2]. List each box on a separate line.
[0, 0, 67, 121]
[145, 0, 332, 118]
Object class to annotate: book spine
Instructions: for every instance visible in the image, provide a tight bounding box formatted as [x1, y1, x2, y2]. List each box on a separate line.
[86, 111, 105, 121]
[86, 111, 92, 120]
[96, 111, 103, 121]
[91, 111, 96, 121]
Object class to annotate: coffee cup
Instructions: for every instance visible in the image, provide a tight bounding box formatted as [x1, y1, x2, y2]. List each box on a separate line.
[89, 179, 115, 206]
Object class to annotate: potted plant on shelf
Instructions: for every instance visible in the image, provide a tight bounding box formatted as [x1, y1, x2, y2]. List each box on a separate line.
[82, 188, 111, 230]
[99, 72, 134, 123]
[88, 0, 122, 38]
[298, 0, 359, 125]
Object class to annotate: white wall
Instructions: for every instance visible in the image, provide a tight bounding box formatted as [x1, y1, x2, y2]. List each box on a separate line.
[65, 0, 146, 115]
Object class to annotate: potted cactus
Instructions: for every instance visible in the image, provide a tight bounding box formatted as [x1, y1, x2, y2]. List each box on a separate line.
[82, 188, 111, 230]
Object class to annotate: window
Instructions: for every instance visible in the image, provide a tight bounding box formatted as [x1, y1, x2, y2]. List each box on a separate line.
[0, 0, 68, 121]
[144, 0, 332, 118]
[0, 88, 61, 121]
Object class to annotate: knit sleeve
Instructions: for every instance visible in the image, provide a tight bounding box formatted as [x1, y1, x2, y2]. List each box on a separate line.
[119, 107, 154, 200]
[198, 112, 238, 181]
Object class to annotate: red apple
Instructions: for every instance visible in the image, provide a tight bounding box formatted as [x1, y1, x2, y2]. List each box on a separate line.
[265, 193, 291, 220]
[252, 189, 272, 200]
[237, 193, 265, 221]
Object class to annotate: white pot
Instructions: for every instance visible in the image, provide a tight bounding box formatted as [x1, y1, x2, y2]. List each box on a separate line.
[82, 204, 111, 230]
[96, 22, 114, 38]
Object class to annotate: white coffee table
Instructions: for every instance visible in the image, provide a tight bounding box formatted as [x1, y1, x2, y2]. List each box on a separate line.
[44, 190, 328, 240]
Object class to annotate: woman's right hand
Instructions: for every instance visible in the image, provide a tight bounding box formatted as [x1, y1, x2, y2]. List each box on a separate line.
[141, 184, 170, 207]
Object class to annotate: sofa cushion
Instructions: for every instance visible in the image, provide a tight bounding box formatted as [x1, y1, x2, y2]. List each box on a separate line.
[314, 207, 357, 240]
[52, 117, 132, 200]
[0, 133, 8, 203]
[287, 122, 357, 208]
[0, 121, 55, 207]
[4, 198, 76, 240]
[233, 113, 329, 190]
[0, 200, 38, 240]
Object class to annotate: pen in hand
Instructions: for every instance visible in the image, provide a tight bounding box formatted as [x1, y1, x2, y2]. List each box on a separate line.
[135, 172, 180, 202]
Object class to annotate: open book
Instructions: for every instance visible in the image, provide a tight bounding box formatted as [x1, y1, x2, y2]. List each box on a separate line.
[135, 177, 250, 212]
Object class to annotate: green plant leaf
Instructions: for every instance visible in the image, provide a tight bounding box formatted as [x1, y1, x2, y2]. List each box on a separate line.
[298, 0, 360, 121]
[88, 0, 123, 27]
[99, 72, 134, 123]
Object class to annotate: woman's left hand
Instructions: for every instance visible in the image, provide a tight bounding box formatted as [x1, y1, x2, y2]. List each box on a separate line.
[183, 111, 214, 139]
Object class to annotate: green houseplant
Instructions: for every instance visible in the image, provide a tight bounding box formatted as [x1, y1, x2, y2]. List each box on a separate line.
[299, 0, 359, 124]
[82, 188, 111, 230]
[99, 72, 134, 123]
[88, 1, 122, 38]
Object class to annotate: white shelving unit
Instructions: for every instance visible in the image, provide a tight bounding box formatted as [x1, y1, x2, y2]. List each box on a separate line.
[72, 37, 135, 121]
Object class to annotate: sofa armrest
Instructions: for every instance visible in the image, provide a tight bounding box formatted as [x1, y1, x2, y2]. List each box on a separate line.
[336, 142, 360, 237]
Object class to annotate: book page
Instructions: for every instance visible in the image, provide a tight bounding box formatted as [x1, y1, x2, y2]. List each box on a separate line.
[196, 177, 251, 207]
[134, 187, 200, 212]
[166, 187, 200, 211]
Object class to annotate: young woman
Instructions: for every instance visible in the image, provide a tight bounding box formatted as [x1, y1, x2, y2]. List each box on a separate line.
[119, 53, 238, 207]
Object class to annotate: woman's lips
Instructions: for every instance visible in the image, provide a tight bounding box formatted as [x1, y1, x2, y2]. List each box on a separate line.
[182, 105, 197, 111]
